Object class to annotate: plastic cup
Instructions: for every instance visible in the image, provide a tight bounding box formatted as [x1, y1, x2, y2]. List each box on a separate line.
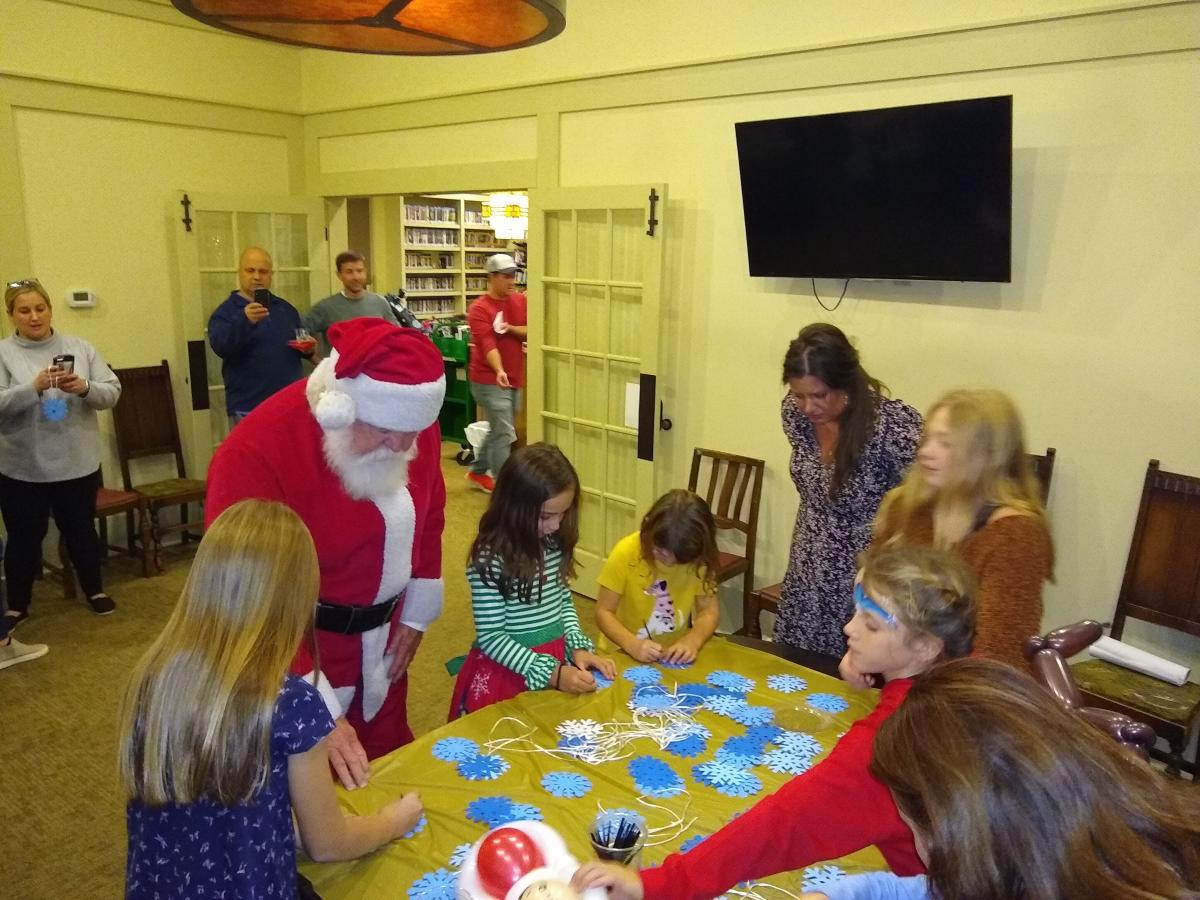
[775, 703, 833, 733]
[294, 328, 311, 341]
[589, 811, 645, 866]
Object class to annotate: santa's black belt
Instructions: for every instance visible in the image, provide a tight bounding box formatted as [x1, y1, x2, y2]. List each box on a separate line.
[315, 595, 401, 635]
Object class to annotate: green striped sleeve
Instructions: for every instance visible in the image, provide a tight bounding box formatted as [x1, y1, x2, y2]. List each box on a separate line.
[468, 557, 559, 690]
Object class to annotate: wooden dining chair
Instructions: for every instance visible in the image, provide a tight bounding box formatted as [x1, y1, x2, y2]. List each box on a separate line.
[110, 360, 206, 573]
[1069, 459, 1200, 778]
[687, 448, 764, 638]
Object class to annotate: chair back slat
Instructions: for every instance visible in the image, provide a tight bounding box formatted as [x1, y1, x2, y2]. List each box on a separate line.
[688, 448, 765, 537]
[1113, 459, 1200, 641]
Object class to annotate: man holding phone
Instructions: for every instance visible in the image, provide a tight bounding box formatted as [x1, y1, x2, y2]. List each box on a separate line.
[208, 246, 316, 425]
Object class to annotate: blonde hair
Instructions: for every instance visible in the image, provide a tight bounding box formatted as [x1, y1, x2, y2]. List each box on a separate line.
[860, 544, 976, 660]
[876, 388, 1053, 568]
[118, 500, 320, 805]
[5, 279, 51, 313]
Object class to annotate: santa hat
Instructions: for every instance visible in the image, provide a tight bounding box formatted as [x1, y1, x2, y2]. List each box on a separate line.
[308, 319, 445, 432]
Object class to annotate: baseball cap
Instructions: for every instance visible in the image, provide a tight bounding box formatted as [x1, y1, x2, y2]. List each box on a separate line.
[485, 253, 519, 274]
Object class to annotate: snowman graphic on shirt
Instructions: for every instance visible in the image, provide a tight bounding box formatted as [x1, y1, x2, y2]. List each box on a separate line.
[638, 579, 678, 637]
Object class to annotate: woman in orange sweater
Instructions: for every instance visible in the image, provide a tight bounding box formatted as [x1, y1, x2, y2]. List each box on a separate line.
[871, 388, 1052, 670]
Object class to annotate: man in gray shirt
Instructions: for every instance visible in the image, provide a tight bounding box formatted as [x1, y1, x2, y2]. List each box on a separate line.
[304, 250, 400, 358]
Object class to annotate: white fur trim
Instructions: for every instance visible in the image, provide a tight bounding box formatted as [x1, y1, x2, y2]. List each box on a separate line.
[341, 371, 445, 432]
[399, 577, 443, 631]
[302, 669, 347, 720]
[315, 390, 356, 430]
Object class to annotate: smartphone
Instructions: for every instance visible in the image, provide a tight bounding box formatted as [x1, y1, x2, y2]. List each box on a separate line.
[253, 288, 271, 305]
[52, 353, 75, 374]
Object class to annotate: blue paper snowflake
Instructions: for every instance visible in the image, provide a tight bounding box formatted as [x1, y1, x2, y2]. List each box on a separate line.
[802, 865, 847, 890]
[403, 813, 427, 838]
[807, 693, 850, 713]
[766, 674, 808, 693]
[542, 771, 592, 798]
[449, 843, 472, 868]
[679, 834, 708, 853]
[761, 747, 815, 775]
[466, 796, 516, 827]
[624, 665, 663, 686]
[592, 670, 614, 689]
[702, 694, 748, 717]
[664, 733, 707, 758]
[41, 396, 68, 422]
[728, 704, 775, 727]
[457, 753, 509, 781]
[776, 731, 823, 758]
[629, 756, 685, 797]
[557, 735, 600, 761]
[714, 746, 758, 768]
[692, 761, 762, 798]
[629, 685, 676, 713]
[742, 724, 784, 745]
[659, 658, 692, 670]
[432, 737, 479, 762]
[707, 670, 754, 693]
[506, 802, 544, 823]
[724, 734, 768, 757]
[408, 868, 457, 900]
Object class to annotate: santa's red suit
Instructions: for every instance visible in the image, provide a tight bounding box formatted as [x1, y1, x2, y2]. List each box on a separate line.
[205, 319, 447, 759]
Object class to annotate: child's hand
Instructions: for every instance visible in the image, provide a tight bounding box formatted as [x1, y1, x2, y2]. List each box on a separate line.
[572, 649, 617, 680]
[383, 791, 423, 841]
[558, 664, 597, 694]
[838, 652, 880, 690]
[626, 638, 663, 663]
[661, 634, 702, 664]
[572, 861, 644, 900]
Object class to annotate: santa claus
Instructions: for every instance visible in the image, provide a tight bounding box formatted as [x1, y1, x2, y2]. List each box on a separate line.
[205, 317, 447, 787]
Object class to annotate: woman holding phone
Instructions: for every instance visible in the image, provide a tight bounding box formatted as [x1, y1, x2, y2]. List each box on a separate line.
[0, 278, 122, 648]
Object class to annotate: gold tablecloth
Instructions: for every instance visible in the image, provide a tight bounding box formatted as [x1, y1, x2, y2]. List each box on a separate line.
[301, 636, 888, 898]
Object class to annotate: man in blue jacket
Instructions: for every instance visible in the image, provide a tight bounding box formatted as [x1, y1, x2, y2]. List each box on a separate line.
[208, 246, 316, 424]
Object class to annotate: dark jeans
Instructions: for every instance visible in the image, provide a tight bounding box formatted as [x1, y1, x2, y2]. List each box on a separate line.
[0, 469, 103, 612]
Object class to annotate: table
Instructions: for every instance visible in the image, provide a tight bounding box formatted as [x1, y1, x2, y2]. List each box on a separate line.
[301, 636, 887, 898]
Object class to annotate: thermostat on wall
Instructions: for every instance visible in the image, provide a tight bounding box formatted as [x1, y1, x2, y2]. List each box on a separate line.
[67, 290, 97, 308]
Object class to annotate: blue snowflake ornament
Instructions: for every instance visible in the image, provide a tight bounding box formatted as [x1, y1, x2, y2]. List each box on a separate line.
[659, 658, 692, 670]
[766, 674, 808, 693]
[807, 693, 850, 713]
[629, 755, 685, 797]
[702, 694, 748, 717]
[592, 670, 614, 689]
[742, 724, 784, 745]
[542, 771, 592, 798]
[506, 802, 544, 823]
[629, 685, 676, 713]
[466, 796, 516, 827]
[776, 731, 823, 758]
[728, 704, 775, 727]
[557, 734, 600, 762]
[457, 753, 509, 781]
[664, 733, 707, 758]
[707, 670, 754, 693]
[716, 735, 764, 767]
[403, 813, 428, 838]
[692, 761, 762, 798]
[624, 665, 662, 686]
[41, 395, 69, 422]
[761, 747, 815, 775]
[408, 868, 457, 900]
[432, 737, 479, 762]
[802, 865, 847, 890]
[449, 843, 473, 868]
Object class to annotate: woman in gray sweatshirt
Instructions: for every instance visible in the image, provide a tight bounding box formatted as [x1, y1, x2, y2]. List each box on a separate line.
[0, 278, 122, 650]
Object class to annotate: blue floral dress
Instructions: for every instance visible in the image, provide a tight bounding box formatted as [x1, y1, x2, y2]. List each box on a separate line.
[774, 394, 922, 656]
[126, 675, 334, 899]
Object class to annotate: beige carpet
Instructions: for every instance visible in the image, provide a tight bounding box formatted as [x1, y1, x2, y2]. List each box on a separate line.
[0, 442, 596, 898]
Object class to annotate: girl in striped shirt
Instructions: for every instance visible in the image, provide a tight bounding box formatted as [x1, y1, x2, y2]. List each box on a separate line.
[449, 443, 615, 719]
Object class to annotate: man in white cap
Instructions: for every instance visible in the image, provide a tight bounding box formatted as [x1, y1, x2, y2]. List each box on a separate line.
[465, 252, 528, 492]
[205, 317, 447, 788]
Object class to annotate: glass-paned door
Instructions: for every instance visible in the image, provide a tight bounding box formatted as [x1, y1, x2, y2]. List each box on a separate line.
[172, 192, 328, 479]
[527, 185, 667, 598]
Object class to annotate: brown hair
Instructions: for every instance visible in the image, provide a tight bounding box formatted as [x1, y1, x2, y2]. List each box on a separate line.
[782, 323, 888, 494]
[875, 388, 1054, 573]
[859, 544, 976, 660]
[872, 658, 1200, 900]
[335, 250, 365, 271]
[639, 489, 720, 592]
[5, 278, 52, 313]
[470, 443, 580, 603]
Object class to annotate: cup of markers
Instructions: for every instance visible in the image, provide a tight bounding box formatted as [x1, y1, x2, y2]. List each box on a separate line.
[589, 810, 645, 866]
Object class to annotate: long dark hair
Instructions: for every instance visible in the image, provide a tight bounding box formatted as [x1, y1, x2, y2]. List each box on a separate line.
[639, 489, 720, 592]
[469, 443, 580, 604]
[872, 658, 1200, 899]
[782, 323, 886, 493]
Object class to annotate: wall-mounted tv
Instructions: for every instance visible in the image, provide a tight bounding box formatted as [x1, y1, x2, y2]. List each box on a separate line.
[735, 96, 1012, 282]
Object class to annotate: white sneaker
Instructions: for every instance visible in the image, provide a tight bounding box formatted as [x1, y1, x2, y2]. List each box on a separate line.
[0, 636, 49, 671]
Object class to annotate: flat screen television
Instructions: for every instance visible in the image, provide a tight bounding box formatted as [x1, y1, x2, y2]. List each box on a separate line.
[735, 96, 1012, 282]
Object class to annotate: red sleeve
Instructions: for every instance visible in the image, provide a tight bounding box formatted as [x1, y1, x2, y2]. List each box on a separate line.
[411, 423, 445, 580]
[467, 298, 499, 359]
[639, 682, 922, 900]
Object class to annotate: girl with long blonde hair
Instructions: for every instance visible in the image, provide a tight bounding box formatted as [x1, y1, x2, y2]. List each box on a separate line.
[119, 499, 421, 899]
[873, 388, 1052, 669]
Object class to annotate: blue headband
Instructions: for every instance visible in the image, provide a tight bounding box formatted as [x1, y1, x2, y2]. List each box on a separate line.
[854, 582, 898, 628]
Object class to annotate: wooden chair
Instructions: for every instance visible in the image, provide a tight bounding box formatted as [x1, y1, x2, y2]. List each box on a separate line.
[1028, 446, 1056, 503]
[111, 360, 206, 573]
[1024, 621, 1157, 758]
[1070, 459, 1200, 778]
[687, 449, 764, 637]
[50, 466, 151, 600]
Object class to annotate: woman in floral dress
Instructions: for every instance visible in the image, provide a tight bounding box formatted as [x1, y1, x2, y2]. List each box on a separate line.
[774, 324, 922, 656]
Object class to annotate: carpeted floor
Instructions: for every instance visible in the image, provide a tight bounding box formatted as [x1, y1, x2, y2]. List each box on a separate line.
[0, 442, 597, 898]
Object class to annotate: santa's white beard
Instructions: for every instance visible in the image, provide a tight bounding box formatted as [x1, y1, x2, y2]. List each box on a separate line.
[323, 428, 417, 500]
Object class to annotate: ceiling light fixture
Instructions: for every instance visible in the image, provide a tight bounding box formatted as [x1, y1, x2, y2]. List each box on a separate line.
[171, 0, 566, 56]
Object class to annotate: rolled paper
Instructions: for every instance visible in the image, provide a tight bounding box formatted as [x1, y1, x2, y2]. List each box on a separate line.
[1089, 635, 1191, 687]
